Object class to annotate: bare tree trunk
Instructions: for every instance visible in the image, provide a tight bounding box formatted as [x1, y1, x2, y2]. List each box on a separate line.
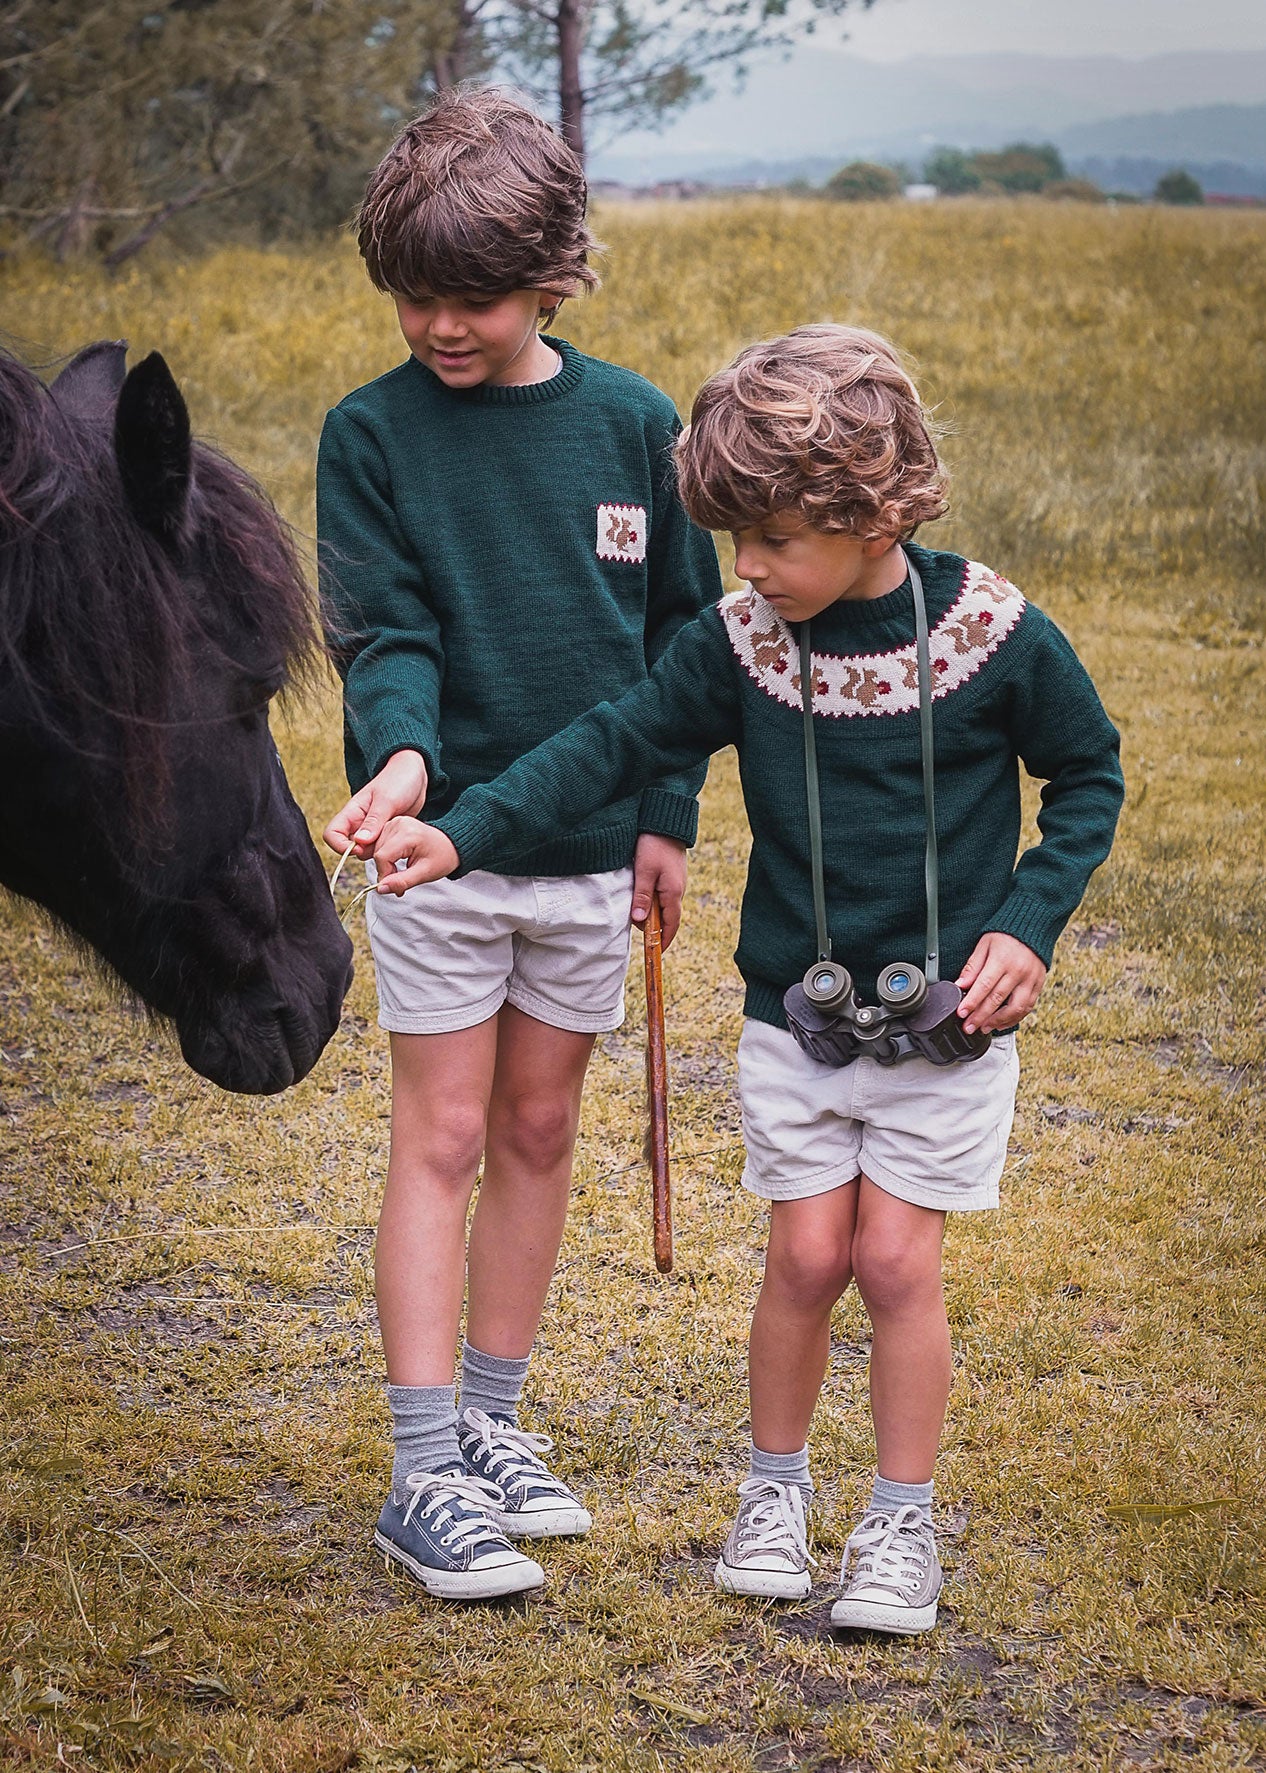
[431, 0, 481, 90]
[556, 0, 586, 163]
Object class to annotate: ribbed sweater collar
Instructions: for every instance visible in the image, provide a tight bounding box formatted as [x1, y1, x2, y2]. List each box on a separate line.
[799, 544, 965, 648]
[405, 335, 585, 407]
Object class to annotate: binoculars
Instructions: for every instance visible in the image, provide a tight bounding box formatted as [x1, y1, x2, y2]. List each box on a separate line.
[784, 959, 992, 1070]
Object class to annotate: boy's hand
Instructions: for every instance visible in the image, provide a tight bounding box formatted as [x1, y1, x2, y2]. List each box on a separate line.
[955, 933, 1048, 1035]
[371, 817, 459, 894]
[323, 750, 428, 861]
[632, 834, 688, 950]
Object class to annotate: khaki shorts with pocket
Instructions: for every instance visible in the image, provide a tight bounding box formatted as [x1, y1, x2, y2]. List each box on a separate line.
[737, 1017, 1019, 1212]
[365, 865, 635, 1036]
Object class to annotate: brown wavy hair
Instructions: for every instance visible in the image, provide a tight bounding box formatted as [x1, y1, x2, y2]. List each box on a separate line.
[357, 87, 600, 301]
[675, 324, 949, 539]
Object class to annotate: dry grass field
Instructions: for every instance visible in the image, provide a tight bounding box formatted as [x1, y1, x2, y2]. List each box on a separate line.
[1, 199, 1264, 1772]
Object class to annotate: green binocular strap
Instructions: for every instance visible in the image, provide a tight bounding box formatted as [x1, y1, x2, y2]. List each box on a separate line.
[798, 548, 940, 982]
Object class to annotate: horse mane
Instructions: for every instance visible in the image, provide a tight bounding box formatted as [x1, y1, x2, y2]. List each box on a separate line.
[0, 347, 322, 834]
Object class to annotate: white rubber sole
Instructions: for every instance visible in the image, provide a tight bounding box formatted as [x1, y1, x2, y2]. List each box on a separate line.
[499, 1503, 593, 1540]
[714, 1557, 813, 1600]
[829, 1594, 938, 1634]
[373, 1530, 545, 1600]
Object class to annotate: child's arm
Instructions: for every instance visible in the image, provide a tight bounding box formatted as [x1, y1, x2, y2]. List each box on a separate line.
[635, 419, 725, 849]
[975, 610, 1124, 1024]
[374, 607, 741, 893]
[629, 418, 727, 946]
[317, 408, 446, 854]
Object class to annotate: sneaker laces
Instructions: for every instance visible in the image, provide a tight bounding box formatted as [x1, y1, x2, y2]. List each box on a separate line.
[461, 1407, 571, 1497]
[399, 1468, 508, 1553]
[732, 1477, 817, 1567]
[841, 1503, 933, 1594]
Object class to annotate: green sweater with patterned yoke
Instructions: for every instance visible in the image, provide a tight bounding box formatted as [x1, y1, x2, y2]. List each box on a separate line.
[317, 335, 723, 876]
[431, 544, 1126, 1029]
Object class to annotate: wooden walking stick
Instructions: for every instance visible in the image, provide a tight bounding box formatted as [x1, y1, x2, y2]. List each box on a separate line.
[643, 894, 673, 1274]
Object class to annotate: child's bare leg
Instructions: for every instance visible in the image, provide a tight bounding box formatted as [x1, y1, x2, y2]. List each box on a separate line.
[850, 1177, 949, 1483]
[749, 1185, 859, 1454]
[376, 1021, 499, 1384]
[466, 1004, 595, 1359]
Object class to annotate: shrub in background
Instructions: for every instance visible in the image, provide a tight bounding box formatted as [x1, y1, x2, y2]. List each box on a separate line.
[924, 146, 981, 195]
[1044, 178, 1107, 203]
[1154, 169, 1204, 206]
[824, 161, 902, 202]
[971, 142, 1066, 194]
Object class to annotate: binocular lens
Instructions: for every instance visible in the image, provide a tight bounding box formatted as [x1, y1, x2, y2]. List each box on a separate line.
[876, 961, 928, 1013]
[802, 960, 853, 1009]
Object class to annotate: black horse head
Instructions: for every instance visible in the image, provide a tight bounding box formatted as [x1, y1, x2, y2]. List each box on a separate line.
[0, 341, 353, 1092]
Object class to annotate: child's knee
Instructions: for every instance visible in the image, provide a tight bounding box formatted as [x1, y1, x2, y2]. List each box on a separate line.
[766, 1230, 853, 1312]
[490, 1093, 578, 1171]
[394, 1101, 487, 1191]
[851, 1224, 942, 1316]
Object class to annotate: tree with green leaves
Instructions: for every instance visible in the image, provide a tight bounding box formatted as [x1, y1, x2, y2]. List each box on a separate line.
[923, 147, 981, 196]
[969, 142, 1065, 195]
[1154, 169, 1203, 206]
[824, 160, 901, 202]
[0, 1, 457, 262]
[435, 0, 877, 166]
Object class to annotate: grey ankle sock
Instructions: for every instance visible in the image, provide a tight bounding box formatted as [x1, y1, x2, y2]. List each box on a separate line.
[460, 1341, 530, 1426]
[869, 1473, 934, 1527]
[749, 1442, 813, 1499]
[386, 1383, 460, 1503]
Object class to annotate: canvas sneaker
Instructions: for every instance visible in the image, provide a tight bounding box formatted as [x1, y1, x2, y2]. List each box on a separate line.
[457, 1407, 593, 1539]
[829, 1503, 942, 1634]
[714, 1477, 816, 1599]
[373, 1466, 545, 1600]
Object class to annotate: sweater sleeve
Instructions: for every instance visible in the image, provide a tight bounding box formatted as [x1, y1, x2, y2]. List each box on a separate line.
[434, 607, 740, 874]
[989, 611, 1125, 964]
[634, 414, 725, 847]
[317, 407, 448, 796]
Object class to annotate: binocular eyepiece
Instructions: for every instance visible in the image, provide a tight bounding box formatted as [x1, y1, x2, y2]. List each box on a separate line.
[803, 960, 930, 1018]
[787, 958, 991, 1070]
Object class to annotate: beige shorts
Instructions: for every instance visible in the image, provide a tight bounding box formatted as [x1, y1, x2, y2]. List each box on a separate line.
[364, 865, 635, 1036]
[736, 1017, 1019, 1212]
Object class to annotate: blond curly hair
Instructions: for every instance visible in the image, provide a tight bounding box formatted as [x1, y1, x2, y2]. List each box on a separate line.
[357, 87, 600, 301]
[675, 324, 948, 540]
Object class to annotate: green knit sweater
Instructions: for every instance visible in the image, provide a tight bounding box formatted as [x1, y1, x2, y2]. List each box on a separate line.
[433, 544, 1125, 1028]
[317, 336, 723, 875]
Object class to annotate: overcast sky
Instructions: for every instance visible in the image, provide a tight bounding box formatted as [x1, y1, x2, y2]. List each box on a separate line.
[828, 0, 1266, 59]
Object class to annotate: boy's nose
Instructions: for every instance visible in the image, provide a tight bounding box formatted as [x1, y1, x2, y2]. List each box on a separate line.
[430, 307, 469, 339]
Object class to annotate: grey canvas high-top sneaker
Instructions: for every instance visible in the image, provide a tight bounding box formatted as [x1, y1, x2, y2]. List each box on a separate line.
[830, 1503, 942, 1633]
[715, 1477, 815, 1599]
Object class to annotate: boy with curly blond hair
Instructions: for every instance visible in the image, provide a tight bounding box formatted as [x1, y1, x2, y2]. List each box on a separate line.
[369, 322, 1124, 1633]
[319, 88, 721, 1601]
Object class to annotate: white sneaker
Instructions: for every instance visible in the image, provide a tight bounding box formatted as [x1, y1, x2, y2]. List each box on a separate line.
[458, 1407, 592, 1539]
[714, 1477, 815, 1599]
[373, 1468, 545, 1600]
[830, 1504, 942, 1634]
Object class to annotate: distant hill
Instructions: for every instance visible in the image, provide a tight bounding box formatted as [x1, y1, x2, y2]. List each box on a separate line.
[1060, 103, 1266, 166]
[591, 48, 1266, 186]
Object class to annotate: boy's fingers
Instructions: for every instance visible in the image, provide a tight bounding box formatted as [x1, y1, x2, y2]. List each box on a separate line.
[954, 939, 990, 989]
[630, 872, 656, 926]
[658, 890, 683, 950]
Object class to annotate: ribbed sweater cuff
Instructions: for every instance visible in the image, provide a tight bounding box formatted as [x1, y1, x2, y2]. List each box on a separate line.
[364, 732, 445, 798]
[636, 788, 699, 848]
[986, 893, 1065, 968]
[432, 803, 499, 876]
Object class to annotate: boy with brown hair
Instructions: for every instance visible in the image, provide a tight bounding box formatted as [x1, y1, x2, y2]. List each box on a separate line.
[319, 87, 721, 1600]
[367, 323, 1125, 1633]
